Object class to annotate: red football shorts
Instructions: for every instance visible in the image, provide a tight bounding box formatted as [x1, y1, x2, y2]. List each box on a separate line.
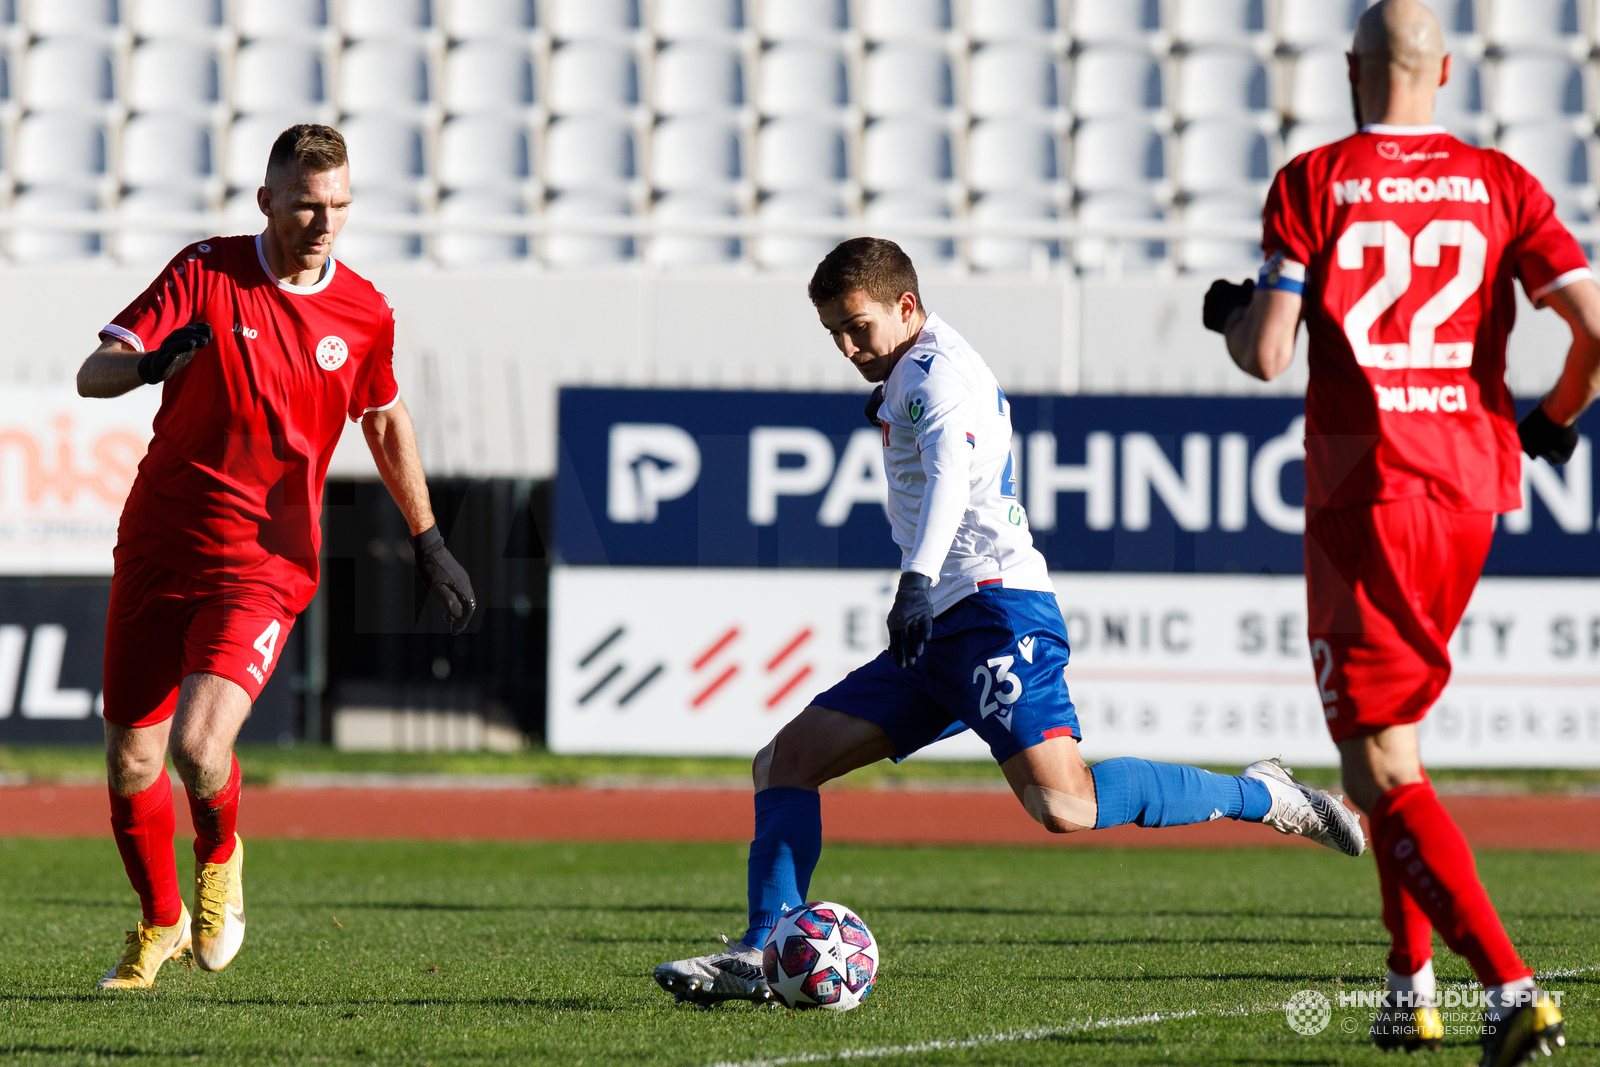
[102, 553, 296, 729]
[1305, 496, 1493, 743]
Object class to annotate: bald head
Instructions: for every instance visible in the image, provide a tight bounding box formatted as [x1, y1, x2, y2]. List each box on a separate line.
[1353, 0, 1444, 75]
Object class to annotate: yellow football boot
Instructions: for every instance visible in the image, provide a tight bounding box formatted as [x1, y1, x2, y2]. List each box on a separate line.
[97, 906, 192, 990]
[192, 834, 246, 972]
[1480, 995, 1565, 1067]
[1372, 1003, 1445, 1052]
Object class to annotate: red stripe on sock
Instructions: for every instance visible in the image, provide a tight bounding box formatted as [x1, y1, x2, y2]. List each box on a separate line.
[1370, 781, 1531, 987]
[187, 754, 241, 866]
[108, 776, 182, 927]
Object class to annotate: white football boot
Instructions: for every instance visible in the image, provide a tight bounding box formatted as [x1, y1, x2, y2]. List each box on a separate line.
[1242, 759, 1366, 856]
[653, 935, 774, 1008]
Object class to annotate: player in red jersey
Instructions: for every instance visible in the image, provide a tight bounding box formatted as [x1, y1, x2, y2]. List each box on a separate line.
[1206, 3, 1598, 1063]
[77, 125, 476, 990]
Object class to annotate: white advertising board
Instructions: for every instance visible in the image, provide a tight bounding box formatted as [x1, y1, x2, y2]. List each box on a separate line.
[549, 566, 1600, 767]
[0, 387, 159, 575]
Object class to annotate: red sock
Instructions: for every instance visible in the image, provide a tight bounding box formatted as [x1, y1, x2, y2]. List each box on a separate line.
[187, 754, 241, 866]
[1370, 781, 1531, 986]
[1376, 853, 1434, 976]
[108, 776, 183, 927]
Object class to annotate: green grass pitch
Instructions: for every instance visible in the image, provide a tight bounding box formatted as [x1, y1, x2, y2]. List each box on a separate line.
[2, 838, 1596, 1066]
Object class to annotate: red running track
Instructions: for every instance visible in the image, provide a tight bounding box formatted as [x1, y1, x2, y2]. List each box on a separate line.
[2, 786, 1598, 849]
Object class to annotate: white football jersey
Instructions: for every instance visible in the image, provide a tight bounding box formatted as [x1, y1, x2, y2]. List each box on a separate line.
[879, 312, 1052, 616]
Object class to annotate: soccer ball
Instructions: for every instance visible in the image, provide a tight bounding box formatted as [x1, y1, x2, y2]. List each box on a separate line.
[761, 901, 879, 1011]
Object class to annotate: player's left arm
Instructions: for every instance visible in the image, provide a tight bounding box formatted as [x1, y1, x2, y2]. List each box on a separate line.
[362, 400, 477, 634]
[1522, 277, 1600, 463]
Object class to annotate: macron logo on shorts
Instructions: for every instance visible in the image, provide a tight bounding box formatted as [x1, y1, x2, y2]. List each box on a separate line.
[315, 335, 348, 371]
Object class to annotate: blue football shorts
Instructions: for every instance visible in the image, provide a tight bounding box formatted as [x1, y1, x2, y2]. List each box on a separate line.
[811, 586, 1080, 766]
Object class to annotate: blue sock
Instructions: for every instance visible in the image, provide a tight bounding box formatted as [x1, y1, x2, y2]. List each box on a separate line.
[740, 787, 822, 948]
[1091, 758, 1269, 828]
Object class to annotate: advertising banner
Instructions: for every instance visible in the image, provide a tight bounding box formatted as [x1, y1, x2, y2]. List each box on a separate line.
[0, 386, 159, 576]
[549, 567, 1600, 767]
[557, 388, 1600, 576]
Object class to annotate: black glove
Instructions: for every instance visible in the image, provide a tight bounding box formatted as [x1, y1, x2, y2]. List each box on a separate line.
[886, 572, 933, 668]
[864, 384, 886, 428]
[137, 322, 213, 384]
[1202, 278, 1255, 334]
[413, 525, 476, 635]
[1518, 403, 1579, 465]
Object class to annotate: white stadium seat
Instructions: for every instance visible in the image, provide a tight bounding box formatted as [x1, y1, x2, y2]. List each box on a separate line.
[756, 118, 847, 190]
[1279, 0, 1362, 48]
[1180, 194, 1262, 272]
[756, 192, 845, 268]
[336, 189, 423, 267]
[26, 0, 117, 35]
[1174, 0, 1265, 46]
[1071, 46, 1163, 117]
[546, 0, 639, 36]
[1071, 0, 1159, 43]
[1072, 119, 1165, 192]
[654, 43, 744, 113]
[1284, 118, 1355, 157]
[863, 45, 953, 115]
[23, 40, 114, 109]
[234, 41, 324, 112]
[549, 43, 639, 113]
[121, 114, 213, 186]
[1177, 49, 1271, 118]
[759, 44, 850, 113]
[444, 44, 536, 113]
[1074, 192, 1167, 273]
[15, 113, 105, 185]
[438, 116, 531, 188]
[968, 0, 1058, 40]
[544, 117, 636, 189]
[1493, 56, 1585, 125]
[968, 44, 1060, 116]
[970, 193, 1057, 271]
[128, 42, 219, 112]
[342, 0, 432, 36]
[237, 0, 327, 37]
[339, 42, 431, 114]
[656, 0, 744, 37]
[133, 0, 222, 36]
[864, 192, 954, 267]
[1179, 120, 1270, 193]
[860, 0, 951, 38]
[227, 114, 322, 186]
[968, 119, 1058, 191]
[1499, 122, 1591, 202]
[650, 193, 740, 267]
[1289, 47, 1352, 122]
[759, 0, 847, 37]
[223, 190, 266, 232]
[117, 189, 207, 263]
[439, 190, 528, 265]
[1435, 58, 1484, 129]
[445, 0, 535, 38]
[1486, 0, 1579, 50]
[862, 119, 952, 191]
[544, 192, 633, 267]
[12, 188, 101, 262]
[339, 116, 427, 186]
[651, 116, 742, 189]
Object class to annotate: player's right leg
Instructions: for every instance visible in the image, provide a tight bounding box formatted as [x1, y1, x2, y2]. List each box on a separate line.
[653, 705, 899, 1007]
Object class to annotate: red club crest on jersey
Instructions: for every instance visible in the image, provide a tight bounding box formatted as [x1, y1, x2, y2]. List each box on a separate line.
[315, 335, 348, 371]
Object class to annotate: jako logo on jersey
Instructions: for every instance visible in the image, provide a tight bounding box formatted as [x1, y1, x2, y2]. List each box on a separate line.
[315, 336, 348, 371]
[1375, 141, 1449, 163]
[234, 323, 258, 340]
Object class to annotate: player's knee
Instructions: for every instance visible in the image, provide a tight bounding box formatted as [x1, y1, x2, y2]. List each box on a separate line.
[1022, 785, 1096, 834]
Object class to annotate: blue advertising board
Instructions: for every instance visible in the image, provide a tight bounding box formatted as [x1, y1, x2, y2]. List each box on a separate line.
[556, 388, 1600, 576]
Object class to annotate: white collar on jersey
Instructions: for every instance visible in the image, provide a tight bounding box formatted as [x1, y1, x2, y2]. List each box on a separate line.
[1360, 123, 1448, 135]
[255, 232, 337, 295]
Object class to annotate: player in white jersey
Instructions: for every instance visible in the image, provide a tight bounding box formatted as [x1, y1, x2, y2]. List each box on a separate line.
[652, 238, 1366, 1008]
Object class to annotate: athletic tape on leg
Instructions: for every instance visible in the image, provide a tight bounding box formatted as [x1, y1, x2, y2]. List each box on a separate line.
[1022, 786, 1097, 830]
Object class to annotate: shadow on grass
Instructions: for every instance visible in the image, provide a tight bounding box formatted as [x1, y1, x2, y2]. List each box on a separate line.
[889, 935, 1390, 949]
[0, 993, 614, 1011]
[0, 1047, 206, 1059]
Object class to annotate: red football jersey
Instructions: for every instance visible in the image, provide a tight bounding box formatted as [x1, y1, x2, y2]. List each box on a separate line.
[103, 234, 399, 612]
[1262, 124, 1592, 512]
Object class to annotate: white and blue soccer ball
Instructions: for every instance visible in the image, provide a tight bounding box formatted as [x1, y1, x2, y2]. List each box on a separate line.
[761, 901, 879, 1011]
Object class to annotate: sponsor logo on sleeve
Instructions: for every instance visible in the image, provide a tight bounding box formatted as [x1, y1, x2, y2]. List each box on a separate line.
[908, 397, 925, 425]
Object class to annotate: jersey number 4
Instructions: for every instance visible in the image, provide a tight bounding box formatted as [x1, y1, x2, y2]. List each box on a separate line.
[1338, 220, 1486, 370]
